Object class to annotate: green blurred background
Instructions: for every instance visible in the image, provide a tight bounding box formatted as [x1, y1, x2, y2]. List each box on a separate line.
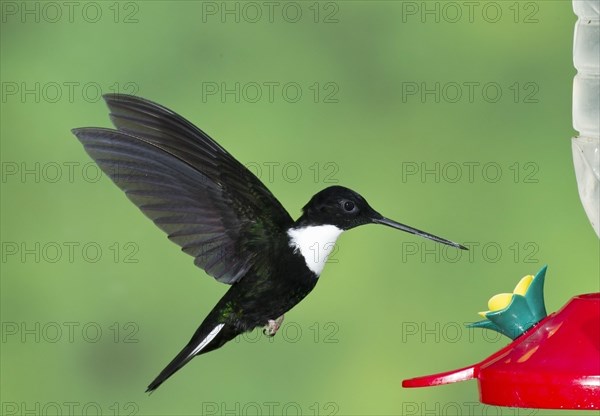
[1, 1, 598, 415]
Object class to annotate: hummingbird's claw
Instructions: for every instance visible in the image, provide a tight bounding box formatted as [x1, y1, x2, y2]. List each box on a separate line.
[263, 315, 285, 337]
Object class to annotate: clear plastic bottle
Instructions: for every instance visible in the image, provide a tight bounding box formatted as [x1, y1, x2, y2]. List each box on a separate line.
[572, 0, 599, 236]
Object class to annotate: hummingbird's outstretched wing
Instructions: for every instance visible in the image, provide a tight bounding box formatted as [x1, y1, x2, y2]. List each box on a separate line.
[72, 94, 293, 284]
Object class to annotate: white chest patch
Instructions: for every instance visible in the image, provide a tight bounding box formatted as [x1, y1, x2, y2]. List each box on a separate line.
[287, 225, 343, 276]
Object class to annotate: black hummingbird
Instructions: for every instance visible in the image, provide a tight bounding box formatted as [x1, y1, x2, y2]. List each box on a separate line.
[72, 94, 466, 392]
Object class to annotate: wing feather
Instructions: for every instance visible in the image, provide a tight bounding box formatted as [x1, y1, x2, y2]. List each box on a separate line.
[72, 95, 292, 284]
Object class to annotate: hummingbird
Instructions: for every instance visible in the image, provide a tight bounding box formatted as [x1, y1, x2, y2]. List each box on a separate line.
[72, 94, 466, 393]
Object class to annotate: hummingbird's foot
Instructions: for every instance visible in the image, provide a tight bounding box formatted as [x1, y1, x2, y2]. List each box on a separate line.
[263, 315, 285, 337]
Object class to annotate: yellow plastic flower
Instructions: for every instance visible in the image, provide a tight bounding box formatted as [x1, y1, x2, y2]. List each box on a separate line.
[469, 266, 548, 340]
[479, 275, 534, 317]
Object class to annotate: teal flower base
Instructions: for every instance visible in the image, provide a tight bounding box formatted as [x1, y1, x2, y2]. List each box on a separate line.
[468, 266, 548, 340]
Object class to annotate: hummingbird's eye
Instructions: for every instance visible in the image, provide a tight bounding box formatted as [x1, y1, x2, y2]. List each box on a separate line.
[343, 200, 355, 212]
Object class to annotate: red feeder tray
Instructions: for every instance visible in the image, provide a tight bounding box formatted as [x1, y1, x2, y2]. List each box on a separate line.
[403, 293, 600, 409]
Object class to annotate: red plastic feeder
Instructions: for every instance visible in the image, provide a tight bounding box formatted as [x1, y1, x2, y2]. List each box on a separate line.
[403, 293, 600, 409]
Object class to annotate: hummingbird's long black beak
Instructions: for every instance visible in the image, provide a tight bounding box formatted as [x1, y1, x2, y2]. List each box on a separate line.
[373, 216, 467, 250]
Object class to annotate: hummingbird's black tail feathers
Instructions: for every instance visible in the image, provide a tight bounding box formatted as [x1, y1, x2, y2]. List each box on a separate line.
[146, 322, 235, 393]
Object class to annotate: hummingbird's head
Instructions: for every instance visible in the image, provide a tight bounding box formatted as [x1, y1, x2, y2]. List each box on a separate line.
[299, 186, 466, 250]
[300, 186, 379, 230]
